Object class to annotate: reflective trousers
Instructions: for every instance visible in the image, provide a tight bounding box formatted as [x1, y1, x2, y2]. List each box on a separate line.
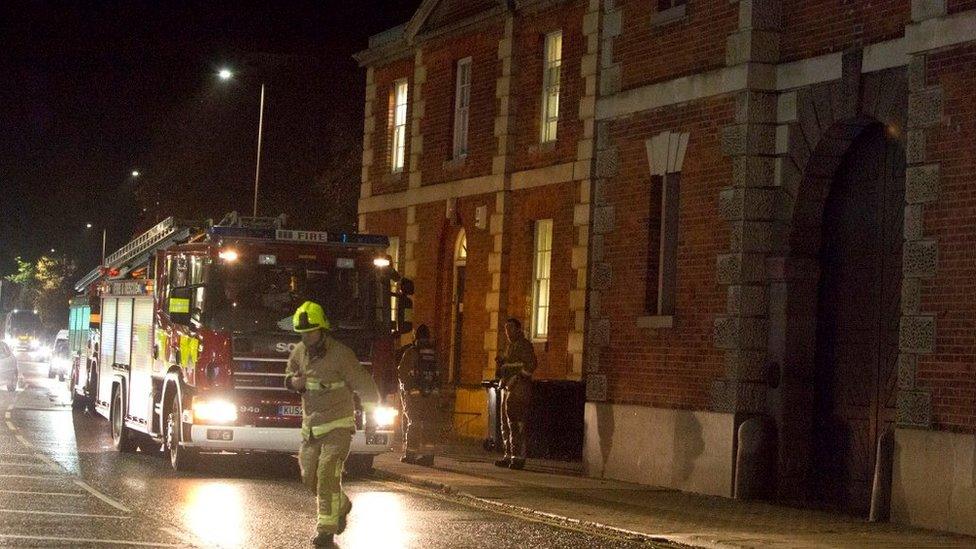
[402, 392, 436, 453]
[500, 380, 530, 459]
[299, 428, 353, 534]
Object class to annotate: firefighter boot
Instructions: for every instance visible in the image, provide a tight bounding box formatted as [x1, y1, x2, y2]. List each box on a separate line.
[494, 456, 512, 468]
[311, 532, 335, 548]
[508, 458, 525, 470]
[336, 500, 353, 535]
[415, 454, 434, 467]
[400, 452, 418, 464]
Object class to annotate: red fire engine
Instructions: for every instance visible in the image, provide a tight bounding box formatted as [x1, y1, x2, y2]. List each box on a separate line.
[70, 213, 412, 472]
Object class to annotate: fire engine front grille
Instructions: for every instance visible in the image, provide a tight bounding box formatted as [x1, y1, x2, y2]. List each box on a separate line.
[233, 358, 288, 391]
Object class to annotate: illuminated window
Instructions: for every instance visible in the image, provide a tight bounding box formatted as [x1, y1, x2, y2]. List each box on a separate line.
[531, 219, 553, 340]
[453, 58, 472, 158]
[540, 31, 562, 143]
[390, 79, 409, 172]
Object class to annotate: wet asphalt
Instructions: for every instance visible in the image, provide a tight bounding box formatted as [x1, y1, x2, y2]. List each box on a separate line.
[0, 361, 654, 548]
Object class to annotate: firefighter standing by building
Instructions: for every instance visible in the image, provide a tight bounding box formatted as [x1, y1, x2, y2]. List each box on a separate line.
[494, 318, 538, 470]
[285, 301, 380, 548]
[397, 324, 439, 465]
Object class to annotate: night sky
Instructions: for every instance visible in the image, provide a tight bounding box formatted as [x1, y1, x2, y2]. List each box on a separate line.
[0, 1, 420, 276]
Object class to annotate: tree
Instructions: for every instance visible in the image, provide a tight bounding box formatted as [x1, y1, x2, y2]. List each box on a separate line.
[3, 255, 76, 332]
[4, 257, 37, 311]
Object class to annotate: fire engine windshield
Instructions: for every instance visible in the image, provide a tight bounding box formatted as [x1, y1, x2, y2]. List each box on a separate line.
[206, 262, 378, 333]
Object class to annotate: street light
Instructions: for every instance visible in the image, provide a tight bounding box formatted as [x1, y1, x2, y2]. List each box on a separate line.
[217, 67, 265, 218]
[131, 170, 140, 177]
[85, 223, 107, 265]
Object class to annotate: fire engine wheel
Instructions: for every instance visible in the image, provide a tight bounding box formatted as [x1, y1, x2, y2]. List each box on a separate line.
[47, 367, 55, 379]
[70, 389, 88, 411]
[5, 383, 13, 393]
[166, 410, 197, 472]
[111, 389, 138, 453]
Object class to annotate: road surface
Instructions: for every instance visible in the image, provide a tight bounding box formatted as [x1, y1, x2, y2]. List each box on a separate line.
[0, 360, 656, 548]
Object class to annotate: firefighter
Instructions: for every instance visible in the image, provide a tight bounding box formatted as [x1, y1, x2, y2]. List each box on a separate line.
[493, 318, 537, 470]
[397, 324, 438, 465]
[285, 301, 380, 548]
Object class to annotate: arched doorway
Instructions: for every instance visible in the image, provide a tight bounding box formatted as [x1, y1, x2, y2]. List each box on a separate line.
[810, 122, 905, 513]
[449, 230, 467, 384]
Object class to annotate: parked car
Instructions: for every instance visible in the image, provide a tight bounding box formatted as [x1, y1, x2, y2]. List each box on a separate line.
[0, 341, 17, 392]
[48, 329, 70, 381]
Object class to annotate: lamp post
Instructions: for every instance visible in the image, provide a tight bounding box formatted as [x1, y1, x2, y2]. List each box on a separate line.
[85, 223, 107, 265]
[218, 68, 266, 217]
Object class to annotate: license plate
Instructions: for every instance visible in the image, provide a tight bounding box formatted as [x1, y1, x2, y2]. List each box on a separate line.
[278, 405, 302, 417]
[207, 429, 233, 441]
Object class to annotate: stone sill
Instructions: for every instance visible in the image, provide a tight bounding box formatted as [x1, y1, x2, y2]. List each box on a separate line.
[443, 156, 467, 171]
[528, 141, 558, 156]
[636, 315, 674, 329]
[383, 171, 405, 186]
[652, 4, 687, 27]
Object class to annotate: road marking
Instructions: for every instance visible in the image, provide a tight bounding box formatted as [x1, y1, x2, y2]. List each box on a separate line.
[0, 474, 67, 480]
[0, 451, 35, 457]
[15, 434, 31, 447]
[74, 479, 132, 513]
[4, 411, 10, 419]
[0, 534, 182, 547]
[0, 489, 86, 497]
[0, 462, 54, 468]
[159, 526, 207, 547]
[0, 508, 129, 519]
[33, 451, 57, 467]
[5, 421, 15, 430]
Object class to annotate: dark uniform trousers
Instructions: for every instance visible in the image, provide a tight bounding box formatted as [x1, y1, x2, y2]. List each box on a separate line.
[402, 391, 436, 452]
[501, 377, 531, 459]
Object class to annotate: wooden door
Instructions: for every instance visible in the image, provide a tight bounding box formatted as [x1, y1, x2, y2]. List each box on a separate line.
[812, 124, 905, 514]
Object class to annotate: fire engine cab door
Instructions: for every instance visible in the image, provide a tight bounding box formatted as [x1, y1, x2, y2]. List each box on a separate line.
[128, 297, 154, 426]
[98, 298, 118, 413]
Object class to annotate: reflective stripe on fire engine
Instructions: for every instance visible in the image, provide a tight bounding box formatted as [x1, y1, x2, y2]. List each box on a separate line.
[302, 416, 356, 440]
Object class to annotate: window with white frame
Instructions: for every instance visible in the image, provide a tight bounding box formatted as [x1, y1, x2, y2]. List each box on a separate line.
[453, 57, 472, 158]
[390, 79, 408, 172]
[387, 236, 400, 323]
[540, 31, 562, 143]
[531, 219, 553, 340]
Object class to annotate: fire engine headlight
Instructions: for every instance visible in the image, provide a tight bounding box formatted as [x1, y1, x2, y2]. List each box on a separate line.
[192, 398, 238, 424]
[29, 339, 40, 350]
[218, 249, 239, 262]
[371, 406, 398, 428]
[373, 257, 391, 268]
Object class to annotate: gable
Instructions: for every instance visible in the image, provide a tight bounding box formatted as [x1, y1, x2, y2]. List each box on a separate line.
[407, 0, 507, 41]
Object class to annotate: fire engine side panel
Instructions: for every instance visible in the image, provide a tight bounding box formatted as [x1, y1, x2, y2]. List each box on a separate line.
[128, 297, 154, 426]
[98, 297, 117, 414]
[116, 298, 133, 367]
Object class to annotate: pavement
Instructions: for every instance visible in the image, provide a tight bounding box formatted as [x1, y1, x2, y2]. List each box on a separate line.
[372, 446, 976, 549]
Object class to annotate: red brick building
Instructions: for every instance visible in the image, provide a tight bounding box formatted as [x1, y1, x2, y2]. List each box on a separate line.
[357, 0, 976, 535]
[355, 0, 599, 437]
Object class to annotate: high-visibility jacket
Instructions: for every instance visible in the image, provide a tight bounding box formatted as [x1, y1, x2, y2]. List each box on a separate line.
[285, 335, 379, 439]
[498, 336, 537, 389]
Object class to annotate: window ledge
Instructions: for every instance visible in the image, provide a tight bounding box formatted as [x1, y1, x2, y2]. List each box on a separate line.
[636, 315, 674, 329]
[652, 4, 687, 27]
[528, 141, 558, 155]
[382, 171, 405, 185]
[443, 156, 467, 170]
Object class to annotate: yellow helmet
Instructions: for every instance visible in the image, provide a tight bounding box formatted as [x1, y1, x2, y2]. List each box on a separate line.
[292, 301, 330, 333]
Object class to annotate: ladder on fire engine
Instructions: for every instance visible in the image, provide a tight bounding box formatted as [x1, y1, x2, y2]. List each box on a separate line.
[74, 216, 202, 292]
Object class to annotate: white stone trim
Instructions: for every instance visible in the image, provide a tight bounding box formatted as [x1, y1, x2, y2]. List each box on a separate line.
[511, 162, 576, 190]
[358, 174, 505, 213]
[863, 38, 910, 73]
[775, 52, 842, 91]
[645, 132, 690, 176]
[906, 9, 976, 54]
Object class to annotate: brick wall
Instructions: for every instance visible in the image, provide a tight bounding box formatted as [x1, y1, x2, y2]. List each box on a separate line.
[917, 43, 976, 433]
[410, 196, 496, 387]
[506, 182, 577, 381]
[419, 23, 503, 185]
[614, 0, 737, 90]
[368, 58, 414, 196]
[601, 96, 734, 409]
[949, 0, 976, 14]
[780, 0, 910, 62]
[511, 1, 586, 172]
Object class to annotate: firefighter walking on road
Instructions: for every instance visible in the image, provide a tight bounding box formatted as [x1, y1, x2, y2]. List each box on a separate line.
[285, 301, 380, 548]
[397, 324, 439, 465]
[494, 318, 538, 470]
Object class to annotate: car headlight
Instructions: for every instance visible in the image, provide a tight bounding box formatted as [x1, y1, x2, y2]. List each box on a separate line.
[191, 398, 238, 424]
[29, 339, 40, 350]
[371, 406, 398, 429]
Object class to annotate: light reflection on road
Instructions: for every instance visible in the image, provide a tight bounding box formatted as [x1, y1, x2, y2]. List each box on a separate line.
[184, 481, 245, 548]
[342, 490, 409, 548]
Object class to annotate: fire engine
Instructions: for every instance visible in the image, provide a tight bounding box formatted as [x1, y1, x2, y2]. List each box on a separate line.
[70, 212, 412, 472]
